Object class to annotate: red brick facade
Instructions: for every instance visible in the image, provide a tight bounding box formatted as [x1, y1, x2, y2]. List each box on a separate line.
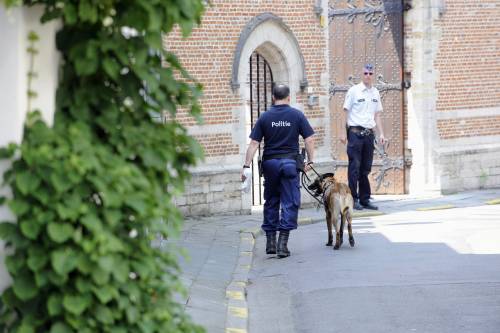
[434, 0, 500, 139]
[165, 0, 328, 156]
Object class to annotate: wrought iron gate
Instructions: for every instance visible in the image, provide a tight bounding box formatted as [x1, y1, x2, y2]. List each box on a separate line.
[329, 0, 408, 194]
[249, 52, 273, 205]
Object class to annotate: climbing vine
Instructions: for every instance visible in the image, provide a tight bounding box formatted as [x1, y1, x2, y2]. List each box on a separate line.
[0, 1, 205, 332]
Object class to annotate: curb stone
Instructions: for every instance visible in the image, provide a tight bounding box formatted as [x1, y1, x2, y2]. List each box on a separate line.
[486, 198, 500, 205]
[224, 232, 255, 333]
[415, 204, 455, 211]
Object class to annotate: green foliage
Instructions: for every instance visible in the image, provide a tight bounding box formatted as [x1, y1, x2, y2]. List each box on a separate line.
[0, 0, 206, 332]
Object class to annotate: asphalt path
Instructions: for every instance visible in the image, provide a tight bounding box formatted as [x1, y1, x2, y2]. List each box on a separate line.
[247, 204, 500, 333]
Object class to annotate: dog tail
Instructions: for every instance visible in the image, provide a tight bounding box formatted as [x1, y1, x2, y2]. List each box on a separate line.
[342, 206, 350, 217]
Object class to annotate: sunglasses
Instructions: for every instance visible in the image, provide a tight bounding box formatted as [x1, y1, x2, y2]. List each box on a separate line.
[364, 72, 374, 76]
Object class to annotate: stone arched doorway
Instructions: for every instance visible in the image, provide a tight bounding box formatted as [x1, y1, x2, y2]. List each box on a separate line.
[232, 13, 308, 208]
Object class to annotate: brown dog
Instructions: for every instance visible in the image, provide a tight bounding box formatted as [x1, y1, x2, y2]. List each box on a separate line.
[308, 173, 355, 250]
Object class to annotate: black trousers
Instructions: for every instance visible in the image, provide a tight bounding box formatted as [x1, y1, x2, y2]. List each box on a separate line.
[346, 130, 374, 204]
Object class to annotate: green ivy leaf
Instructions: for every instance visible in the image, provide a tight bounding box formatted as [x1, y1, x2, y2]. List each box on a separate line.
[81, 214, 102, 233]
[92, 284, 117, 304]
[75, 253, 92, 274]
[34, 270, 49, 288]
[47, 270, 68, 286]
[91, 266, 110, 286]
[20, 219, 42, 240]
[95, 304, 114, 324]
[12, 273, 38, 301]
[50, 173, 72, 194]
[62, 3, 77, 25]
[27, 246, 49, 272]
[0, 143, 17, 159]
[17, 323, 35, 333]
[97, 255, 115, 273]
[75, 277, 92, 293]
[51, 248, 77, 276]
[15, 171, 41, 195]
[63, 294, 91, 316]
[0, 222, 19, 242]
[47, 222, 75, 243]
[78, 0, 98, 23]
[50, 322, 73, 333]
[102, 58, 120, 80]
[47, 294, 63, 316]
[126, 306, 139, 323]
[5, 255, 25, 276]
[111, 259, 129, 283]
[8, 199, 30, 216]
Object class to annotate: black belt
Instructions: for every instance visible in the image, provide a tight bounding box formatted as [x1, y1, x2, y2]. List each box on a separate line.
[262, 153, 298, 161]
[349, 126, 374, 136]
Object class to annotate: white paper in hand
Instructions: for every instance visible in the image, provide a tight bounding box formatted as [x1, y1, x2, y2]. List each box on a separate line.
[241, 168, 252, 193]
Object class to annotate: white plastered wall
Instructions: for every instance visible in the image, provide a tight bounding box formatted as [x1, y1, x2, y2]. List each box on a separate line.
[0, 5, 59, 292]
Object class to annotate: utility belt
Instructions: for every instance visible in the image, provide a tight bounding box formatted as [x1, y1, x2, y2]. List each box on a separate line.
[259, 151, 305, 176]
[348, 125, 374, 137]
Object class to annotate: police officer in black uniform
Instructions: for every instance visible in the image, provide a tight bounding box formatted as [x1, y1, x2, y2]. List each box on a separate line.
[340, 64, 386, 210]
[241, 84, 315, 258]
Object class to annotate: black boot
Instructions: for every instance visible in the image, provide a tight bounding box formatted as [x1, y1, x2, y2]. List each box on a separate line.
[277, 230, 290, 258]
[353, 199, 363, 210]
[266, 231, 277, 254]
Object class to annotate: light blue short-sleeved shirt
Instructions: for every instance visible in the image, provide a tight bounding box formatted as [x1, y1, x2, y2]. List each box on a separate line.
[343, 82, 383, 129]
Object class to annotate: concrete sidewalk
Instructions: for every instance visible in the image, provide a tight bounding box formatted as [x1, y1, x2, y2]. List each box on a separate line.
[170, 188, 500, 333]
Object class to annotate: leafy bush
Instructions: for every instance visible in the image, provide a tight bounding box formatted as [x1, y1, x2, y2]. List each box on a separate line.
[0, 0, 206, 332]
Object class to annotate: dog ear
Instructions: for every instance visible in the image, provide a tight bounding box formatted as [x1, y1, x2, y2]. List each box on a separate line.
[320, 172, 335, 180]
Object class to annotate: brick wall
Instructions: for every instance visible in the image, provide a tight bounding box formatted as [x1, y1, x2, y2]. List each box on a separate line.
[165, 0, 328, 134]
[437, 116, 500, 140]
[434, 0, 500, 136]
[193, 133, 239, 157]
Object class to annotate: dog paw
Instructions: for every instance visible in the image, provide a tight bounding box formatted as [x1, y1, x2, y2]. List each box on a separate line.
[325, 242, 332, 246]
[333, 245, 340, 250]
[349, 237, 355, 247]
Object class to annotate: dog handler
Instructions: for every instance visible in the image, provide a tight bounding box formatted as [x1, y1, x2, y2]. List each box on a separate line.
[340, 63, 386, 210]
[241, 84, 315, 258]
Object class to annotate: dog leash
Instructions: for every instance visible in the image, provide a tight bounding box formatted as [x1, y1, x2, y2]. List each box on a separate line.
[300, 165, 325, 207]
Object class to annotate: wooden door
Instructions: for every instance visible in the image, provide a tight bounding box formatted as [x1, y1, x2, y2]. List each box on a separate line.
[329, 0, 407, 193]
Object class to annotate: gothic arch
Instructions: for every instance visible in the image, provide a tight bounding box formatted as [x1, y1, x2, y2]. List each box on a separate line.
[230, 12, 308, 96]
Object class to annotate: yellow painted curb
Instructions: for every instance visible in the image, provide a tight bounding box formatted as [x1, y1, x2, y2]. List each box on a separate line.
[485, 198, 500, 205]
[226, 290, 244, 300]
[233, 281, 246, 287]
[352, 211, 385, 218]
[416, 204, 455, 211]
[240, 251, 252, 256]
[226, 328, 247, 333]
[229, 306, 248, 318]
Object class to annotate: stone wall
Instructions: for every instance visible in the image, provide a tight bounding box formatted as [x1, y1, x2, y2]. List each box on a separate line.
[176, 167, 248, 216]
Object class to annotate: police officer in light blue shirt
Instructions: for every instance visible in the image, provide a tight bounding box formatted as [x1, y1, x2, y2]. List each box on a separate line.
[241, 84, 315, 258]
[340, 64, 386, 210]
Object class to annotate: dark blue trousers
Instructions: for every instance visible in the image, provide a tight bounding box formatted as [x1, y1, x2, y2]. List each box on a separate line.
[346, 130, 375, 204]
[261, 158, 300, 232]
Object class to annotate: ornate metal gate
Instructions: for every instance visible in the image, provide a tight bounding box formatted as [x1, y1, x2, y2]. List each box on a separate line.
[329, 0, 408, 193]
[249, 52, 273, 205]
